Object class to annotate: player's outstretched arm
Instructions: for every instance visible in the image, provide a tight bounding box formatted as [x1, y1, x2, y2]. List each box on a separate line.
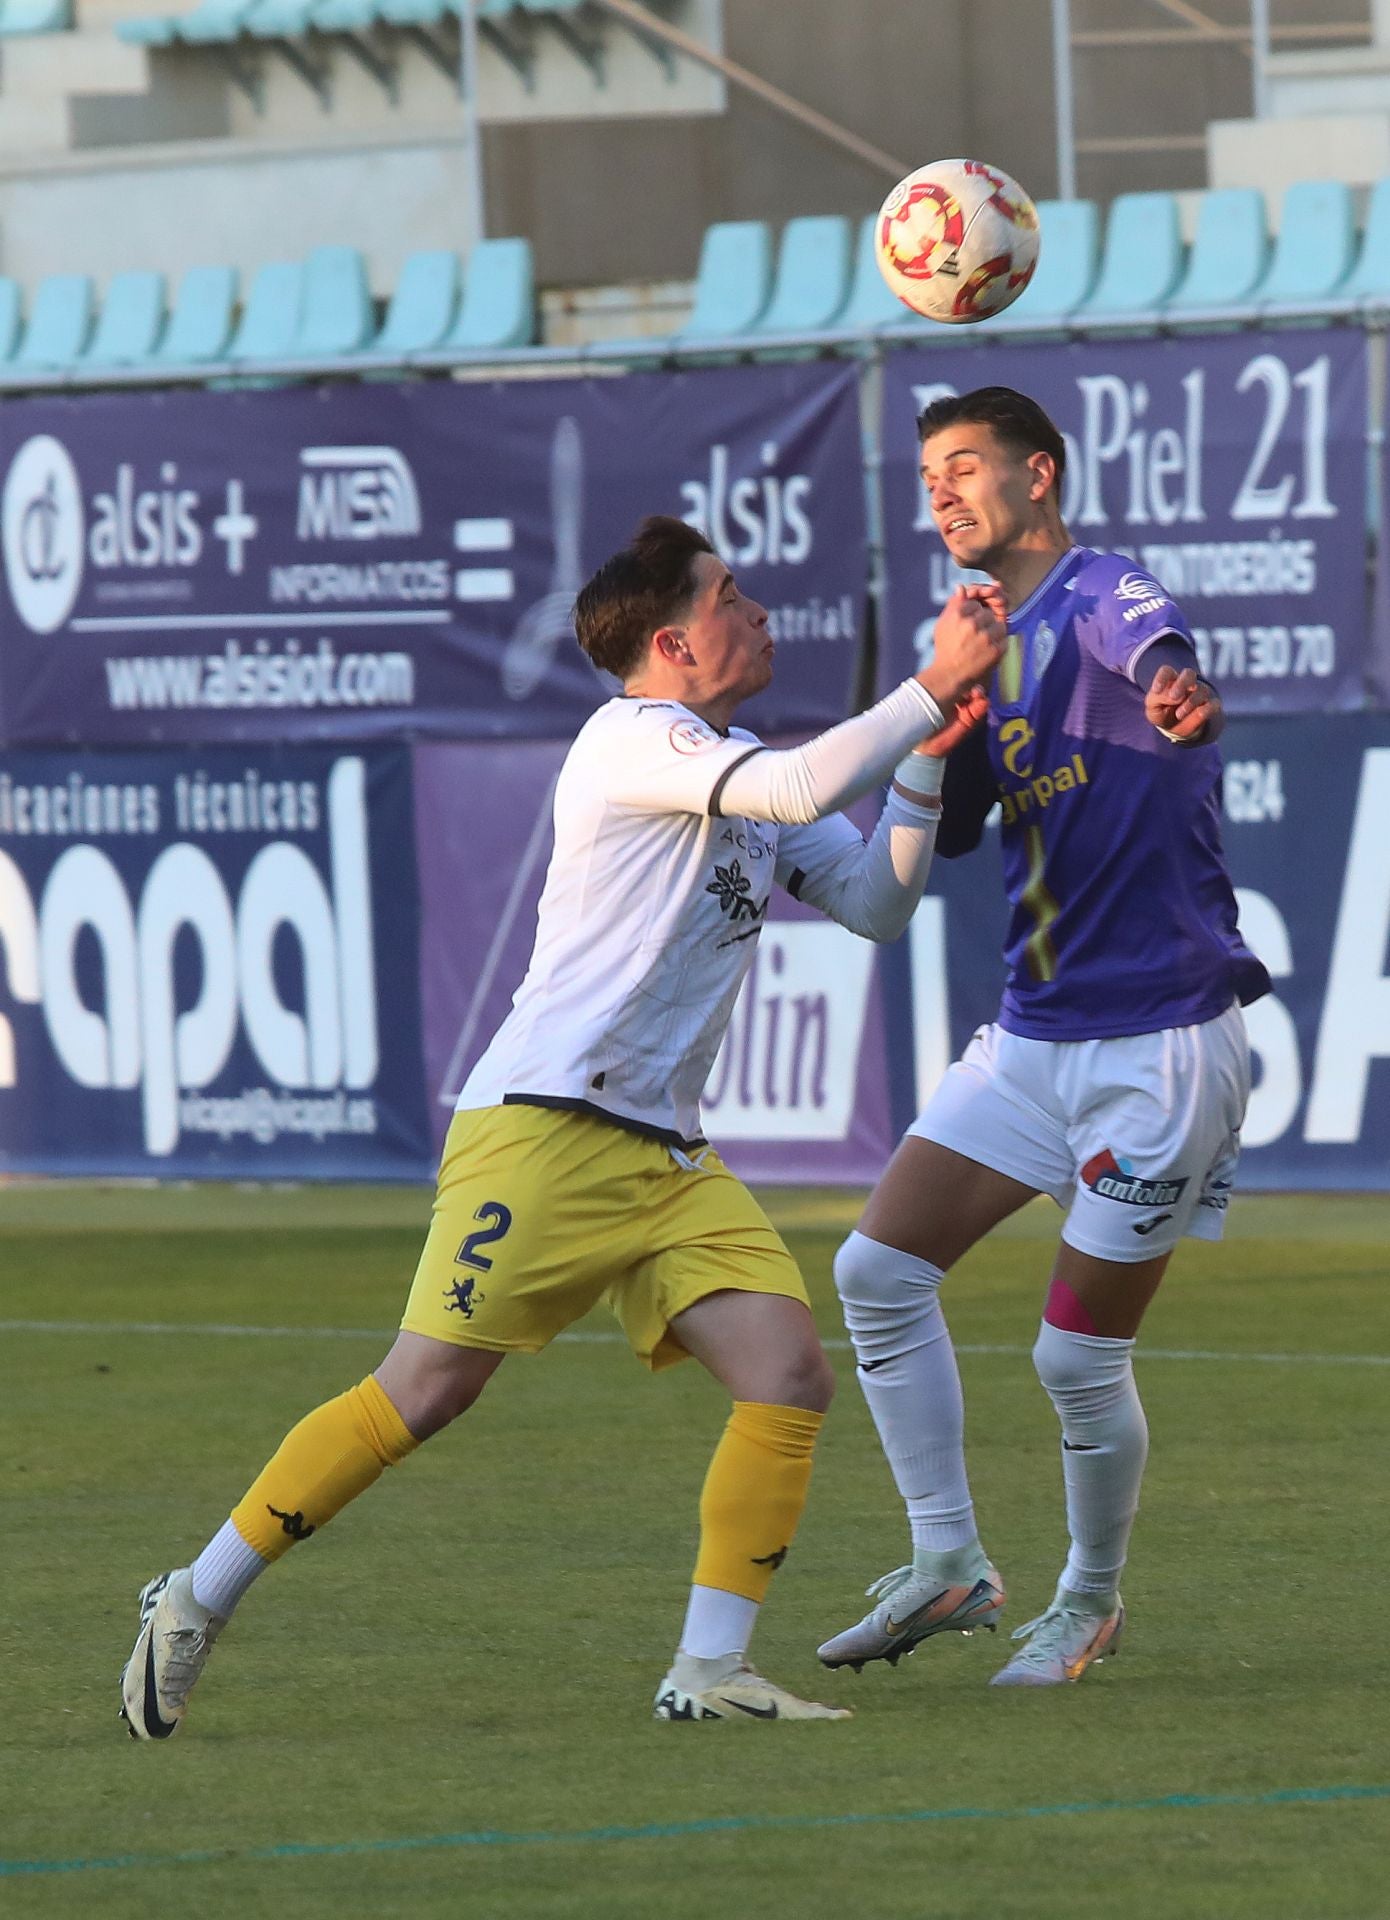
[1144, 663, 1224, 744]
[716, 588, 1005, 827]
[772, 690, 990, 942]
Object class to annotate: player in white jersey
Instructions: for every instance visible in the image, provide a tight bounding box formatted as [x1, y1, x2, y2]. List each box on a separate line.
[119, 514, 1005, 1735]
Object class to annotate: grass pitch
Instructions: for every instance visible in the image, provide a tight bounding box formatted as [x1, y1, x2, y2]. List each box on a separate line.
[2, 1183, 1388, 1919]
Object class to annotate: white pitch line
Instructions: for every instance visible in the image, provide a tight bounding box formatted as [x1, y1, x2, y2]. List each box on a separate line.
[2, 1321, 1388, 1367]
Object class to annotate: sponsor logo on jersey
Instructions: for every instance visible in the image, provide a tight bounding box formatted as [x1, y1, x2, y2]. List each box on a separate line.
[1081, 1148, 1189, 1209]
[1114, 571, 1166, 603]
[706, 855, 766, 926]
[996, 751, 1090, 827]
[669, 718, 719, 754]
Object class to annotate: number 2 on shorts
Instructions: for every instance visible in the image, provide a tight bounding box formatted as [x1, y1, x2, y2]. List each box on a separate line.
[455, 1201, 514, 1273]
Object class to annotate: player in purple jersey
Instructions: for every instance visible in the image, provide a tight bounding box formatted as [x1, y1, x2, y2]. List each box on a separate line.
[818, 387, 1270, 1687]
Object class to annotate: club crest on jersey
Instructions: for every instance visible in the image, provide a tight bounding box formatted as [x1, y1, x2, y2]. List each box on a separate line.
[1081, 1149, 1188, 1209]
[669, 718, 719, 754]
[1032, 620, 1056, 678]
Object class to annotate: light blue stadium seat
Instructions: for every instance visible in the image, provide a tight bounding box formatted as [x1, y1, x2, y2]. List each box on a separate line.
[969, 199, 1098, 331]
[1256, 179, 1357, 306]
[837, 214, 906, 332]
[367, 250, 460, 355]
[751, 215, 853, 335]
[242, 0, 316, 32]
[179, 0, 257, 40]
[85, 270, 168, 367]
[116, 13, 180, 44]
[310, 0, 377, 25]
[15, 274, 95, 369]
[156, 264, 238, 363]
[677, 220, 772, 341]
[0, 0, 72, 32]
[377, 0, 449, 22]
[228, 259, 304, 362]
[1341, 176, 1390, 304]
[0, 278, 23, 363]
[441, 237, 534, 350]
[1165, 188, 1268, 314]
[1075, 192, 1184, 319]
[294, 244, 375, 356]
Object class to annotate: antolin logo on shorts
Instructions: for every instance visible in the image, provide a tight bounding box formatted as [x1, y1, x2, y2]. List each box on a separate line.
[1081, 1149, 1188, 1208]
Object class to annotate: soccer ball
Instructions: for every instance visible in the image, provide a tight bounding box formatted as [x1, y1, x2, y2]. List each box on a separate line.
[874, 158, 1040, 324]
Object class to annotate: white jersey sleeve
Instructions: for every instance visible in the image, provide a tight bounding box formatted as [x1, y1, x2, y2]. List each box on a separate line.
[600, 680, 945, 825]
[775, 791, 940, 942]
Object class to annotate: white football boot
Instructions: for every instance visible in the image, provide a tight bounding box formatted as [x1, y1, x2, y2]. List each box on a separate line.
[654, 1653, 851, 1722]
[120, 1569, 226, 1740]
[817, 1562, 1006, 1671]
[989, 1587, 1124, 1687]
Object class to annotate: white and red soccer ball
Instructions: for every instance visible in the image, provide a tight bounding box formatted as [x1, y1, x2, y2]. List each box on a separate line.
[875, 158, 1040, 323]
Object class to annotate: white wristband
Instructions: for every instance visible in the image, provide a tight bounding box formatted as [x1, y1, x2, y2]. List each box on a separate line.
[891, 751, 945, 799]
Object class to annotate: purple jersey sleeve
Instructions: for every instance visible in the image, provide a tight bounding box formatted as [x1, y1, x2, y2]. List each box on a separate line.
[1071, 552, 1193, 683]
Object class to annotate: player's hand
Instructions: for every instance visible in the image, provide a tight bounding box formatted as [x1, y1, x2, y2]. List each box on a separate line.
[917, 585, 1008, 711]
[914, 683, 989, 757]
[1146, 664, 1220, 743]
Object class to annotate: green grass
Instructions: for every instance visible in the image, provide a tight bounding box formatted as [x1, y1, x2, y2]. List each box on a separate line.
[2, 1185, 1388, 1918]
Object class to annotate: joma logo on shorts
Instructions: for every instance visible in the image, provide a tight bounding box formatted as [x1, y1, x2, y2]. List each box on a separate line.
[1081, 1149, 1188, 1209]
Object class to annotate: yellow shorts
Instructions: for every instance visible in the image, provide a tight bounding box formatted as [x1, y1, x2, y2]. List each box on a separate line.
[400, 1104, 809, 1371]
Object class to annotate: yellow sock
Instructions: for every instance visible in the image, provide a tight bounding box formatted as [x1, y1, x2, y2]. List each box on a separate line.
[692, 1401, 824, 1603]
[230, 1376, 419, 1562]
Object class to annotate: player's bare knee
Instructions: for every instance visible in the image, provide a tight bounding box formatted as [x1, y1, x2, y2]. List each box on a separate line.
[749, 1340, 834, 1413]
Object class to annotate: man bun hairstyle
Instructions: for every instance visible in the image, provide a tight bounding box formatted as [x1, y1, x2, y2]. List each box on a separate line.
[917, 385, 1067, 497]
[574, 514, 715, 681]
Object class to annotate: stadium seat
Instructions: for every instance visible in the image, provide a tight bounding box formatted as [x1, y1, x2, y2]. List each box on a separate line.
[1074, 192, 1184, 320]
[242, 0, 318, 33]
[15, 273, 95, 370]
[115, 12, 180, 44]
[227, 259, 304, 363]
[837, 214, 905, 332]
[0, 0, 72, 32]
[751, 215, 853, 335]
[84, 270, 168, 368]
[676, 220, 773, 341]
[0, 279, 23, 363]
[367, 249, 460, 355]
[1255, 179, 1356, 308]
[1165, 188, 1268, 315]
[440, 236, 534, 350]
[294, 243, 375, 356]
[156, 264, 238, 363]
[1333, 177, 1390, 306]
[310, 0, 379, 25]
[974, 199, 1100, 329]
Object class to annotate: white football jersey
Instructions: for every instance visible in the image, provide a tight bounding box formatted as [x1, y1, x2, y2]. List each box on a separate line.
[457, 696, 874, 1145]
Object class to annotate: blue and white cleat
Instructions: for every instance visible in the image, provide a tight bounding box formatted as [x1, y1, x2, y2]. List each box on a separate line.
[119, 1569, 226, 1740]
[817, 1563, 1006, 1671]
[989, 1587, 1123, 1687]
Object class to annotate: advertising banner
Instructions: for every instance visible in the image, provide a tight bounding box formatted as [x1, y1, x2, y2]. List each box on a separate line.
[412, 739, 898, 1184]
[880, 330, 1369, 715]
[0, 363, 866, 748]
[905, 714, 1390, 1191]
[0, 744, 431, 1178]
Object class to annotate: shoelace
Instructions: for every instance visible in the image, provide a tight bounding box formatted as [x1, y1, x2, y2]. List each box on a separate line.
[159, 1625, 214, 1704]
[863, 1566, 916, 1603]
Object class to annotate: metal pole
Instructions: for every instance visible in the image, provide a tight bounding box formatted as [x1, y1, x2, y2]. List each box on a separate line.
[1250, 0, 1270, 117]
[1052, 0, 1076, 200]
[459, 0, 485, 245]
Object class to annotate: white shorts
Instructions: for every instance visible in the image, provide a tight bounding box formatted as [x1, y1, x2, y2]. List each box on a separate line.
[908, 1003, 1251, 1265]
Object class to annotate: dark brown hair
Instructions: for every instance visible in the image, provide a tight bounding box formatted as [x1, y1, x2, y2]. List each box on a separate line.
[574, 515, 715, 680]
[917, 385, 1066, 495]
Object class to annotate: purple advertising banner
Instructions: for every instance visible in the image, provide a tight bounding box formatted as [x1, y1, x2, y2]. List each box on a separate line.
[0, 362, 866, 748]
[903, 713, 1390, 1191]
[412, 739, 897, 1184]
[880, 330, 1369, 714]
[0, 743, 431, 1178]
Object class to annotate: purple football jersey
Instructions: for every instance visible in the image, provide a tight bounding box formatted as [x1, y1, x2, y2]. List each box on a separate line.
[983, 546, 1268, 1039]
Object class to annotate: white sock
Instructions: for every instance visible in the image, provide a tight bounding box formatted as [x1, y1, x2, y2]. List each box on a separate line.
[190, 1519, 269, 1619]
[833, 1231, 977, 1555]
[1031, 1320, 1149, 1599]
[678, 1584, 760, 1661]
